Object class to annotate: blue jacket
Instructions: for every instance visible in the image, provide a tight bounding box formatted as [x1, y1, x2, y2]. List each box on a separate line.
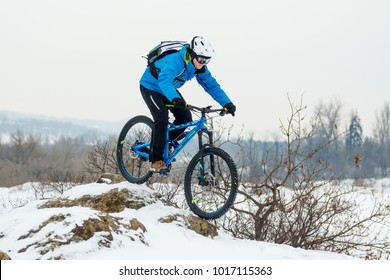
[140, 46, 231, 106]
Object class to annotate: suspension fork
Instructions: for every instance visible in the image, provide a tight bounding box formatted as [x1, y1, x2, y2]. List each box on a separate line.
[197, 129, 216, 183]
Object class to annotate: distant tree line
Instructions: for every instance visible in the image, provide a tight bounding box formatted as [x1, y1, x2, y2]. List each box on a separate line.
[1, 99, 390, 187]
[0, 130, 89, 187]
[241, 99, 390, 181]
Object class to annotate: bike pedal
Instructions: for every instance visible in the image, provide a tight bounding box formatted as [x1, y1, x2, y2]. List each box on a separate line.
[150, 168, 170, 174]
[152, 170, 170, 177]
[158, 172, 170, 177]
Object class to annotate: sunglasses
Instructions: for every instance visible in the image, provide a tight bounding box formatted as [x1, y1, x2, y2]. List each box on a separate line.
[196, 56, 211, 65]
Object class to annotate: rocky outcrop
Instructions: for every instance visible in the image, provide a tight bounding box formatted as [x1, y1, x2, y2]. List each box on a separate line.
[39, 188, 155, 212]
[159, 214, 218, 238]
[0, 180, 221, 259]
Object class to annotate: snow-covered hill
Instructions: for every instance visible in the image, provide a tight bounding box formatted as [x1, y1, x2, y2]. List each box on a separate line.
[0, 181, 354, 260]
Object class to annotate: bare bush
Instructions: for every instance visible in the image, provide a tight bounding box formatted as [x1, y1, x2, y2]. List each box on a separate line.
[82, 135, 119, 179]
[149, 170, 187, 209]
[37, 169, 86, 196]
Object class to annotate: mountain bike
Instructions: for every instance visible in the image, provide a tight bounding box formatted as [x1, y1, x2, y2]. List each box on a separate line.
[116, 105, 238, 220]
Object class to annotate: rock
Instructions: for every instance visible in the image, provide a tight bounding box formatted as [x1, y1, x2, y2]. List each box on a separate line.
[71, 218, 113, 242]
[187, 215, 218, 238]
[129, 218, 147, 233]
[159, 214, 218, 238]
[159, 214, 181, 224]
[96, 173, 124, 184]
[0, 251, 11, 260]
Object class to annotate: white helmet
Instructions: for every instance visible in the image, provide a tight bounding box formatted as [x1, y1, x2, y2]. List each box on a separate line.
[191, 36, 215, 58]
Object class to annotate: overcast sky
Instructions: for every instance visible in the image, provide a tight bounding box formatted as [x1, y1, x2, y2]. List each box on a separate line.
[1, 0, 389, 139]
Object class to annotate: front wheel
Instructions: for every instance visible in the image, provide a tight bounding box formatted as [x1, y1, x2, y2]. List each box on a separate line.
[117, 115, 154, 184]
[184, 147, 238, 220]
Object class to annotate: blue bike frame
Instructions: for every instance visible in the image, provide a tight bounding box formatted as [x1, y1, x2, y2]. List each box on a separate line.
[133, 115, 209, 166]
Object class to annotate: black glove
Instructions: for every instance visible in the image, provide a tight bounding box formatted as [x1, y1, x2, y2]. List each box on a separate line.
[172, 98, 187, 108]
[223, 102, 236, 116]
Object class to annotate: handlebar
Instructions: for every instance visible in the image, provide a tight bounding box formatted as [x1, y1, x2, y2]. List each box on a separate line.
[165, 104, 228, 116]
[166, 104, 227, 116]
[187, 105, 227, 116]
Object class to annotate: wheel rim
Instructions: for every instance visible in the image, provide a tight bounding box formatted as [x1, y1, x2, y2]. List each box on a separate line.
[187, 152, 235, 216]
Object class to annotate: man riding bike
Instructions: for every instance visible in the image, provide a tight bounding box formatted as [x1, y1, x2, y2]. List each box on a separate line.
[139, 36, 236, 172]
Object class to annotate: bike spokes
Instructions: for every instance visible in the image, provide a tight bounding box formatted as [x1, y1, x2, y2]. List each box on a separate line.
[184, 148, 238, 220]
[117, 116, 154, 184]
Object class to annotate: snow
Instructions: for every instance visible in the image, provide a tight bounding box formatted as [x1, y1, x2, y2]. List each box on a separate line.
[0, 181, 357, 261]
[2, 180, 390, 280]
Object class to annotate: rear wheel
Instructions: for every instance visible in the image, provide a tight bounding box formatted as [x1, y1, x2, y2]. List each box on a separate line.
[184, 147, 238, 220]
[117, 115, 153, 184]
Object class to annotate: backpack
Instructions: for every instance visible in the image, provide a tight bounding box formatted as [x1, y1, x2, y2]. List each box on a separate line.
[145, 41, 190, 79]
[146, 41, 188, 66]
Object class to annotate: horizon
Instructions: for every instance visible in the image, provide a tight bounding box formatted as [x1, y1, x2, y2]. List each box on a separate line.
[0, 104, 385, 141]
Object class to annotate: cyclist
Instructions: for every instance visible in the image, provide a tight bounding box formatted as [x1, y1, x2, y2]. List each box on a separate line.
[139, 36, 236, 172]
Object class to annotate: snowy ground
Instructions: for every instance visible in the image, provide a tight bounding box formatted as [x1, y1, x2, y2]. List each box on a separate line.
[0, 181, 357, 261]
[2, 180, 390, 280]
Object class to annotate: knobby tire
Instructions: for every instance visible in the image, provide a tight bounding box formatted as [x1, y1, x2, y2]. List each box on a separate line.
[184, 147, 238, 220]
[117, 115, 153, 184]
